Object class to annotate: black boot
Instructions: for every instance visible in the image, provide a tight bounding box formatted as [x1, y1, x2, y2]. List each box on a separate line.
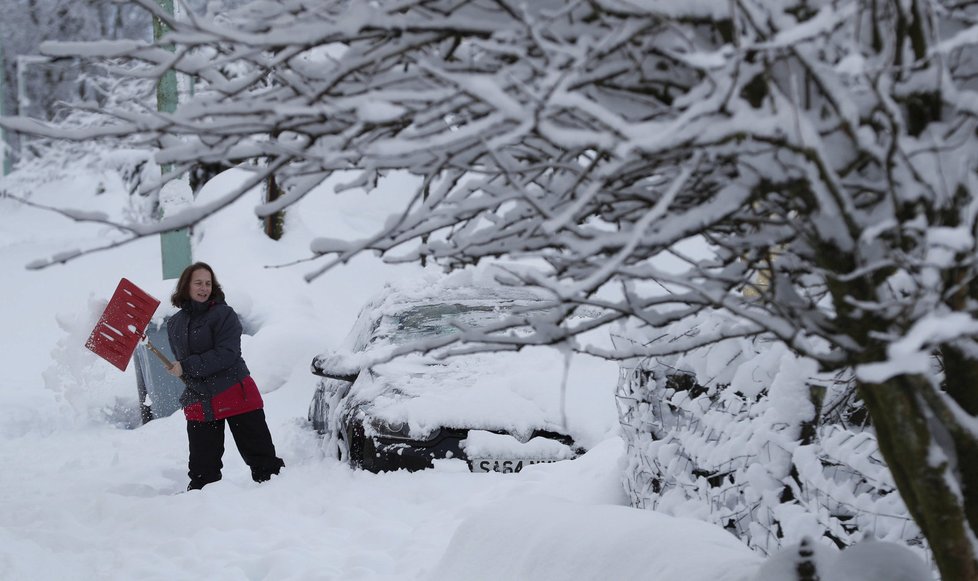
[187, 474, 222, 490]
[251, 458, 285, 483]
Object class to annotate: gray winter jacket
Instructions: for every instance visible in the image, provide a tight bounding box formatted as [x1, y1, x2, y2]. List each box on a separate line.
[167, 299, 250, 411]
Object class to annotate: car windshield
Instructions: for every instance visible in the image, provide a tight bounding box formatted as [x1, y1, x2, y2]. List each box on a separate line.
[371, 301, 547, 346]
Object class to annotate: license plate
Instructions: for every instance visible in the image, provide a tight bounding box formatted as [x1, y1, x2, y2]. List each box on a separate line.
[469, 458, 559, 473]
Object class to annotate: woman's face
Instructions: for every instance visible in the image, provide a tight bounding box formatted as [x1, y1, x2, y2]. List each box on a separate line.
[189, 268, 213, 303]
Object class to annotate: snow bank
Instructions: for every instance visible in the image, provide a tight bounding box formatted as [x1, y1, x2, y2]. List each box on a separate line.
[430, 498, 760, 581]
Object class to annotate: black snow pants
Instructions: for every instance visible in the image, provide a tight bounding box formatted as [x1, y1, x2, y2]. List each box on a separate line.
[186, 409, 285, 490]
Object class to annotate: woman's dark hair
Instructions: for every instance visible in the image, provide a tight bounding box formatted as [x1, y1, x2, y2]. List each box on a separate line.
[170, 262, 226, 307]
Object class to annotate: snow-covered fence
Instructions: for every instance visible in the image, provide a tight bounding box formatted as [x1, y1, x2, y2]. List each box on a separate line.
[617, 328, 925, 558]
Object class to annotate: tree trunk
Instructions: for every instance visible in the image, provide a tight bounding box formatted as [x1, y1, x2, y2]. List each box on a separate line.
[940, 346, 978, 415]
[858, 374, 978, 580]
[264, 173, 285, 240]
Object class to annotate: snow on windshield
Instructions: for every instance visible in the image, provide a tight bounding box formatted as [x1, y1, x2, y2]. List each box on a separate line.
[374, 300, 550, 346]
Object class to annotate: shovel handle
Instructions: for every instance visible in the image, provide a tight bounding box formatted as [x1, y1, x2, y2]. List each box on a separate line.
[144, 338, 187, 386]
[145, 338, 174, 368]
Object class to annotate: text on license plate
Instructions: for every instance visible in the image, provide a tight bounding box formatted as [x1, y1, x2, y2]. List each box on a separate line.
[470, 458, 559, 473]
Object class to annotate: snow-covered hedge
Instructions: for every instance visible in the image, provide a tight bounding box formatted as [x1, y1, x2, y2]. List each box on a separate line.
[617, 314, 926, 559]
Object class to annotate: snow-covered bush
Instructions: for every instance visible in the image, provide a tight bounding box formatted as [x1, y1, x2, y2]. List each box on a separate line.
[618, 313, 926, 560]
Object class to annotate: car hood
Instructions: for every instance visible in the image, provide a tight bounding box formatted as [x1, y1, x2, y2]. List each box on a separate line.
[347, 346, 582, 442]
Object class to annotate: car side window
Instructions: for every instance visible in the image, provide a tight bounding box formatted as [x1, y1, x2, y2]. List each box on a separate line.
[343, 300, 384, 353]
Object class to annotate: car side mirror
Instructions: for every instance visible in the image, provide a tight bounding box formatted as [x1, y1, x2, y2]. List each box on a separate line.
[311, 350, 361, 382]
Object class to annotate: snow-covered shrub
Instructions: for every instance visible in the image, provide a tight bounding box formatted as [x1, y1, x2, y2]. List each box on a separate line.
[617, 313, 926, 559]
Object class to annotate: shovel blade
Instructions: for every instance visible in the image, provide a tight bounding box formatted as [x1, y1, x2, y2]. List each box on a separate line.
[85, 278, 161, 372]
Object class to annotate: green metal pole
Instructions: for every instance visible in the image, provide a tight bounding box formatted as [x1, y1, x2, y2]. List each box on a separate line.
[0, 43, 10, 176]
[155, 0, 191, 280]
[153, 0, 178, 117]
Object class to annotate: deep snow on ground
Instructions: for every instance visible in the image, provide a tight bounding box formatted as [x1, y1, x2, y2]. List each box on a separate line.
[0, 165, 927, 580]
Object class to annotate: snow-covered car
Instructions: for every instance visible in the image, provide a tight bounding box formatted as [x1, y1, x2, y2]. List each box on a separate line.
[308, 280, 603, 473]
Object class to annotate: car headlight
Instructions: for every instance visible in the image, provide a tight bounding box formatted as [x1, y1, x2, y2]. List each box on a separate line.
[368, 417, 413, 440]
[367, 417, 443, 442]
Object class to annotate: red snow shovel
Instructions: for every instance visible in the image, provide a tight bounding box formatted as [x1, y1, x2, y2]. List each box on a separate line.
[85, 278, 174, 372]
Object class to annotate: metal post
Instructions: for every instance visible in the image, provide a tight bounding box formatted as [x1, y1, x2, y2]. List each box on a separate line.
[153, 0, 178, 117]
[0, 43, 9, 175]
[155, 0, 191, 280]
[16, 55, 50, 117]
[12, 55, 51, 166]
[16, 56, 28, 118]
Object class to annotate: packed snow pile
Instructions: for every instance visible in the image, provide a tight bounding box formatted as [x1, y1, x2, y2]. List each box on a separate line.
[430, 439, 762, 581]
[430, 496, 762, 581]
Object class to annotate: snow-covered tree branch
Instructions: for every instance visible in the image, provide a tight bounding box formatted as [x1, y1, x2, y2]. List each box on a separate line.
[6, 0, 978, 576]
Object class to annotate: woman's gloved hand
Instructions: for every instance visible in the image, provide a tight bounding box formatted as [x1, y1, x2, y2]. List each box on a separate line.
[166, 361, 184, 377]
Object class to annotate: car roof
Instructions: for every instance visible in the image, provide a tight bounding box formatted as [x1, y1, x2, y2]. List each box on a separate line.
[377, 282, 553, 310]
